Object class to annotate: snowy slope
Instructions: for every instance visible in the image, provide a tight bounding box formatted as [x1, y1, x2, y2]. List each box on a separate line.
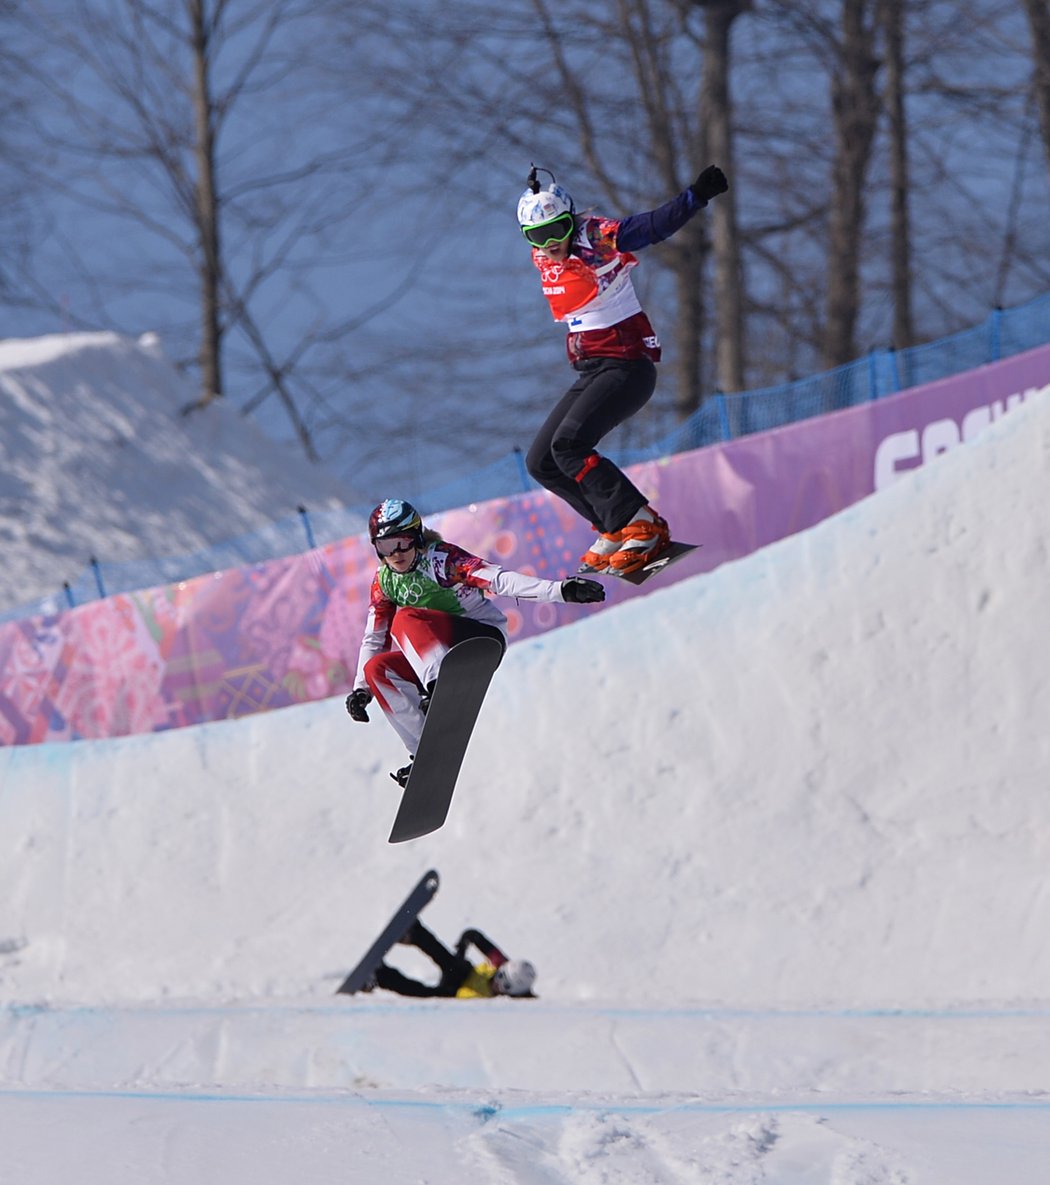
[0, 380, 1048, 1183]
[0, 331, 359, 611]
[2, 385, 1047, 1008]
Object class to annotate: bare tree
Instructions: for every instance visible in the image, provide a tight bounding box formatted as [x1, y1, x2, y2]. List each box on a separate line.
[188, 0, 223, 405]
[1022, 0, 1050, 173]
[693, 0, 749, 395]
[12, 0, 427, 466]
[891, 0, 1050, 324]
[824, 0, 882, 367]
[756, 0, 1050, 387]
[878, 0, 914, 350]
[0, 2, 51, 313]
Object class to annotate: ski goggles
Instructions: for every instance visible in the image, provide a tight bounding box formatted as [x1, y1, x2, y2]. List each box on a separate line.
[521, 213, 574, 249]
[375, 534, 418, 557]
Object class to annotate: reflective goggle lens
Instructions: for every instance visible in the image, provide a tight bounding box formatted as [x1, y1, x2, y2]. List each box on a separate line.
[376, 534, 417, 557]
[522, 213, 574, 248]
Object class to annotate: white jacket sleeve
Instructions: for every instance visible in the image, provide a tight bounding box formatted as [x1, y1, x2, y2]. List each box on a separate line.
[474, 562, 566, 603]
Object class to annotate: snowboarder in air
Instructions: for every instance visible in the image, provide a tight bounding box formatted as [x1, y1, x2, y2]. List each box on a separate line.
[517, 162, 728, 576]
[345, 498, 604, 787]
[363, 917, 537, 999]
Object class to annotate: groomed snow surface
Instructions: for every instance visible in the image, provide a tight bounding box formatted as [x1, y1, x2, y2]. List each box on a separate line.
[2, 391, 1049, 1182]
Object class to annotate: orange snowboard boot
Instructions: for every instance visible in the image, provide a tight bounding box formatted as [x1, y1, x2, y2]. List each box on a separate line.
[578, 527, 623, 574]
[607, 507, 671, 576]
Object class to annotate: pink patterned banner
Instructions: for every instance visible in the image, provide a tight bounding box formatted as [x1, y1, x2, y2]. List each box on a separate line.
[1, 344, 1046, 744]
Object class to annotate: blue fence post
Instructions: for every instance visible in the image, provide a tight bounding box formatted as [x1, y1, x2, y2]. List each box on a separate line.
[63, 581, 76, 608]
[888, 347, 902, 396]
[298, 505, 317, 550]
[513, 446, 531, 492]
[989, 306, 1002, 362]
[89, 557, 106, 600]
[867, 346, 891, 402]
[714, 391, 732, 442]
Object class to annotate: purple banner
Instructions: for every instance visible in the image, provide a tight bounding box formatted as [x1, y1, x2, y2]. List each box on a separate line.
[1, 343, 1046, 744]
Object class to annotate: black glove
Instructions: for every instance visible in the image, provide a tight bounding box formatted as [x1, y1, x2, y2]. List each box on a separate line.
[690, 165, 728, 205]
[561, 577, 606, 604]
[345, 688, 372, 722]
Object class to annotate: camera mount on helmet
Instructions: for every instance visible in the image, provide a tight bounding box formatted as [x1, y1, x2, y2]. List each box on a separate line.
[526, 163, 558, 195]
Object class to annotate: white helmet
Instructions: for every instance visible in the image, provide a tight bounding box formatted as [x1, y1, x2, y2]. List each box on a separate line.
[493, 958, 536, 997]
[517, 182, 574, 228]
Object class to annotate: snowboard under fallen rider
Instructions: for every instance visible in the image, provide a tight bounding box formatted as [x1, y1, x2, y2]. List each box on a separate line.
[345, 498, 604, 787]
[516, 161, 728, 576]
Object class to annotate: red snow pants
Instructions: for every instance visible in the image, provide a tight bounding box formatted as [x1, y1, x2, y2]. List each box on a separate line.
[363, 607, 505, 752]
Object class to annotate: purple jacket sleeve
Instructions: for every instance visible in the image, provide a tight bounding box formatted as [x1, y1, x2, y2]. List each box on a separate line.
[615, 188, 705, 253]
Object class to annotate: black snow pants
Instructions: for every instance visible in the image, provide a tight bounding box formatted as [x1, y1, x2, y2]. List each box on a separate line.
[525, 356, 657, 534]
[373, 920, 473, 998]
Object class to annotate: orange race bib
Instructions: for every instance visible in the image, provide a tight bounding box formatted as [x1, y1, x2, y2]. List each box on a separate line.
[534, 254, 600, 319]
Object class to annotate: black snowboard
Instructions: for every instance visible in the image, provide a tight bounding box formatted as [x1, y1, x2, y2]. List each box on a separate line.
[388, 635, 504, 844]
[613, 541, 700, 586]
[335, 868, 440, 994]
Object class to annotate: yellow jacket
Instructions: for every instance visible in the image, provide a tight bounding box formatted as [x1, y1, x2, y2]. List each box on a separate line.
[455, 961, 498, 998]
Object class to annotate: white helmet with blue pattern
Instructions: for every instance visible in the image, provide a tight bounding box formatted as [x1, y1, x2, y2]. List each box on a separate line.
[517, 182, 574, 229]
